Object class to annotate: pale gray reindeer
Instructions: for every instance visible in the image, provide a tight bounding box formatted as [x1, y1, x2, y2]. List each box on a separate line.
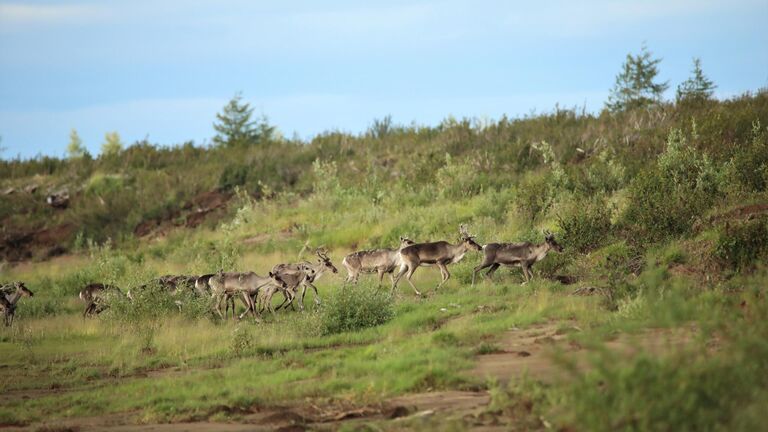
[79, 283, 124, 317]
[342, 237, 415, 285]
[471, 230, 564, 286]
[271, 249, 338, 311]
[209, 271, 287, 320]
[392, 225, 482, 296]
[1, 282, 34, 326]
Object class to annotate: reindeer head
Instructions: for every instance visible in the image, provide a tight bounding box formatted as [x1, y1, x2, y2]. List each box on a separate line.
[543, 230, 564, 252]
[316, 248, 338, 274]
[399, 236, 415, 248]
[15, 282, 33, 298]
[459, 224, 483, 251]
[268, 272, 289, 289]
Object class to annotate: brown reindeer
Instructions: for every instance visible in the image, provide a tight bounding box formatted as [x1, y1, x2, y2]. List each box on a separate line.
[342, 237, 415, 285]
[209, 271, 287, 320]
[471, 230, 563, 285]
[271, 249, 337, 311]
[392, 225, 482, 296]
[1, 282, 34, 326]
[79, 283, 123, 317]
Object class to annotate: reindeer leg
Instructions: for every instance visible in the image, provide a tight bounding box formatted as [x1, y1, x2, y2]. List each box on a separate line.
[404, 266, 421, 296]
[436, 263, 450, 289]
[377, 269, 386, 286]
[486, 263, 501, 277]
[392, 265, 408, 295]
[521, 264, 532, 285]
[472, 262, 494, 286]
[308, 282, 321, 306]
[214, 294, 225, 319]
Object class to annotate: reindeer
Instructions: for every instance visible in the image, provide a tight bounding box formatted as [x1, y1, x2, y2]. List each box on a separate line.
[1, 282, 34, 326]
[258, 264, 315, 314]
[392, 225, 482, 296]
[342, 237, 415, 285]
[209, 271, 287, 320]
[271, 249, 338, 311]
[471, 230, 563, 286]
[79, 283, 123, 317]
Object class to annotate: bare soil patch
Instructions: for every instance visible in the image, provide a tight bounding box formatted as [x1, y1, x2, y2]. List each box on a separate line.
[471, 322, 699, 384]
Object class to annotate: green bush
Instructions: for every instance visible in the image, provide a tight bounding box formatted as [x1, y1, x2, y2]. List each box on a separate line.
[557, 196, 613, 253]
[729, 120, 768, 192]
[714, 219, 768, 271]
[435, 153, 485, 198]
[319, 284, 394, 335]
[623, 129, 722, 242]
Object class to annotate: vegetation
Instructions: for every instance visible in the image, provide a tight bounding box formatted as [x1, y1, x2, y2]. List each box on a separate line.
[677, 58, 717, 104]
[606, 43, 669, 112]
[1, 56, 768, 430]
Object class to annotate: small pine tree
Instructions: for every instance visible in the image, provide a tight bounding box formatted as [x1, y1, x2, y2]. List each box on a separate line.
[676, 58, 716, 104]
[67, 129, 86, 158]
[213, 93, 276, 147]
[213, 93, 257, 147]
[101, 131, 123, 156]
[606, 44, 669, 112]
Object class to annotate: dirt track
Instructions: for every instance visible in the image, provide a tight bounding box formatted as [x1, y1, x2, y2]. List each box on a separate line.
[5, 323, 698, 431]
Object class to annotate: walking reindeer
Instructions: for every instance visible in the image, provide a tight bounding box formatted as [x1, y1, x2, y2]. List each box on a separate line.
[472, 230, 563, 285]
[392, 225, 482, 296]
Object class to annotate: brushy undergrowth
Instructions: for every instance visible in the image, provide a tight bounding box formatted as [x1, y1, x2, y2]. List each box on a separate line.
[318, 283, 394, 335]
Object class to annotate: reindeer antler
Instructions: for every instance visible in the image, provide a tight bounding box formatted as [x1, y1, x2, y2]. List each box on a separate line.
[316, 246, 329, 259]
[459, 224, 474, 239]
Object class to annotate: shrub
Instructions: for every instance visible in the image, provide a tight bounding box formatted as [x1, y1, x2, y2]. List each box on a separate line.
[623, 129, 722, 242]
[515, 173, 554, 222]
[219, 164, 249, 191]
[557, 196, 613, 253]
[435, 153, 484, 198]
[729, 120, 768, 192]
[714, 219, 768, 272]
[319, 284, 394, 335]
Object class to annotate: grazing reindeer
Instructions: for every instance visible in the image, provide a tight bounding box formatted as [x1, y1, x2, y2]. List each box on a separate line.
[209, 271, 287, 320]
[342, 237, 415, 285]
[1, 282, 34, 326]
[79, 283, 123, 317]
[392, 225, 482, 296]
[472, 230, 563, 285]
[272, 249, 338, 311]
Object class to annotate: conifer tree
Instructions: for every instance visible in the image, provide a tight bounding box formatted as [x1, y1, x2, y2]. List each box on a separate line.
[606, 44, 669, 112]
[676, 58, 716, 104]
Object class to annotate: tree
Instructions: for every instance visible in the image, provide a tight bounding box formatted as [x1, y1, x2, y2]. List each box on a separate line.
[606, 44, 669, 112]
[67, 129, 86, 158]
[676, 58, 716, 104]
[101, 131, 123, 156]
[212, 93, 276, 147]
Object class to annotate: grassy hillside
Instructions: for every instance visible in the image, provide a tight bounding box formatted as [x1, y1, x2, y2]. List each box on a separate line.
[1, 92, 768, 430]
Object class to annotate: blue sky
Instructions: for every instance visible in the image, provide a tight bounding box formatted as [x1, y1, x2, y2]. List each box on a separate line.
[1, 0, 766, 159]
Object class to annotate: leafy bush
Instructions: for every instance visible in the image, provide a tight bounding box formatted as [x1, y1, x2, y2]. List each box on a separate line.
[218, 164, 249, 191]
[714, 219, 768, 271]
[435, 153, 484, 198]
[319, 284, 394, 335]
[729, 120, 768, 192]
[557, 196, 613, 253]
[85, 173, 127, 196]
[623, 129, 723, 242]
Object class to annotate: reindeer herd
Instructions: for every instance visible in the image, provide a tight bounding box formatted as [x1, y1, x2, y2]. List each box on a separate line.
[1, 225, 563, 326]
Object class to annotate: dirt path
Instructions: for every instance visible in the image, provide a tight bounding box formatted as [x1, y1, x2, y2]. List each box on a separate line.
[3, 323, 700, 431]
[472, 322, 699, 384]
